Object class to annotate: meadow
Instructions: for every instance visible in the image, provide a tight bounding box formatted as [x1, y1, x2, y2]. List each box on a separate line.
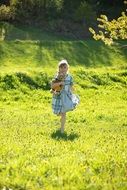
[0, 23, 127, 190]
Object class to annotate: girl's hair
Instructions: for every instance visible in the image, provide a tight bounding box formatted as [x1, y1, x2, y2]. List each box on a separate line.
[58, 59, 69, 68]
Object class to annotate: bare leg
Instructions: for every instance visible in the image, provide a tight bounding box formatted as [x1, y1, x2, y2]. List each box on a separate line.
[60, 113, 66, 133]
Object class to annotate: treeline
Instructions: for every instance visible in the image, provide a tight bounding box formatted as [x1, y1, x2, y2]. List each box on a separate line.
[0, 0, 125, 24]
[0, 0, 125, 38]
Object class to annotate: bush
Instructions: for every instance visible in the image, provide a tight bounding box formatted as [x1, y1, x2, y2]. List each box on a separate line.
[0, 5, 15, 21]
[0, 74, 21, 90]
[0, 72, 52, 91]
[16, 72, 39, 89]
[34, 72, 51, 90]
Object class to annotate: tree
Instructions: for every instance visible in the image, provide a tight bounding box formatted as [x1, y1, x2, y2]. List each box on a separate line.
[89, 1, 127, 45]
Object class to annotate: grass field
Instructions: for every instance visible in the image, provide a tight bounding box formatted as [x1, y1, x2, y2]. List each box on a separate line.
[0, 23, 127, 190]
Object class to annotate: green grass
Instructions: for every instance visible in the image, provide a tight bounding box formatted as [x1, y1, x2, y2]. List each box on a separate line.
[0, 23, 127, 190]
[0, 22, 127, 73]
[0, 84, 127, 190]
[0, 40, 127, 73]
[0, 22, 72, 41]
[0, 68, 127, 190]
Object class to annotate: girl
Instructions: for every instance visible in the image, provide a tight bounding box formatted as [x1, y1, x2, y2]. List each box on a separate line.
[51, 59, 79, 134]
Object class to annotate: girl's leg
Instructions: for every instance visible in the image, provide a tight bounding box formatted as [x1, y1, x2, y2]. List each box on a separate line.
[60, 113, 66, 133]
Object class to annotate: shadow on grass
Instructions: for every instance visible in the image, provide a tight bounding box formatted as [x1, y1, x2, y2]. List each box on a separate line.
[51, 129, 79, 141]
[1, 21, 126, 68]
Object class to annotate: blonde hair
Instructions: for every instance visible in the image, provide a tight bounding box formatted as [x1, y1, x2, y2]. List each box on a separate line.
[58, 59, 69, 68]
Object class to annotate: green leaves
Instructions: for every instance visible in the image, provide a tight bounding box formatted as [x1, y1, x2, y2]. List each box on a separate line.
[89, 5, 127, 45]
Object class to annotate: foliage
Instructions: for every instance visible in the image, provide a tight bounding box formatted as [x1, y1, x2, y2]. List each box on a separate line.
[89, 2, 127, 45]
[0, 5, 15, 21]
[8, 0, 64, 24]
[75, 1, 97, 25]
[0, 0, 125, 29]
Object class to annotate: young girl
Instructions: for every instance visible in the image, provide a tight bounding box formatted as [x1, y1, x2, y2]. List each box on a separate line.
[51, 59, 79, 134]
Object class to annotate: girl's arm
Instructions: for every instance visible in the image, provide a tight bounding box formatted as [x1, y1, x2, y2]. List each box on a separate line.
[51, 81, 64, 89]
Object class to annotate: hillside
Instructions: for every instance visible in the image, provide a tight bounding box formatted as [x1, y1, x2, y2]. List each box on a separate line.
[0, 23, 127, 74]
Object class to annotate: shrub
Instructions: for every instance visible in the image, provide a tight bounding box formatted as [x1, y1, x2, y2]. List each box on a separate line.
[0, 72, 52, 91]
[34, 72, 51, 90]
[0, 5, 15, 21]
[1, 74, 21, 90]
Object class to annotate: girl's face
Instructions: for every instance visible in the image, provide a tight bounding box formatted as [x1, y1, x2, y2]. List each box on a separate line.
[59, 64, 68, 74]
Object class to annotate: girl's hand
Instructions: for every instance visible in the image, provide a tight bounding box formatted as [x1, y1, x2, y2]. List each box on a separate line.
[53, 90, 60, 95]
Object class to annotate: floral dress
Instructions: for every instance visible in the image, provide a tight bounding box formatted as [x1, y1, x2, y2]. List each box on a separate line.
[52, 74, 79, 115]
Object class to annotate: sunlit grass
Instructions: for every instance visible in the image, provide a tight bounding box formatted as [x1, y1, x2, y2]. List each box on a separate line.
[0, 23, 127, 190]
[0, 67, 127, 189]
[0, 39, 127, 74]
